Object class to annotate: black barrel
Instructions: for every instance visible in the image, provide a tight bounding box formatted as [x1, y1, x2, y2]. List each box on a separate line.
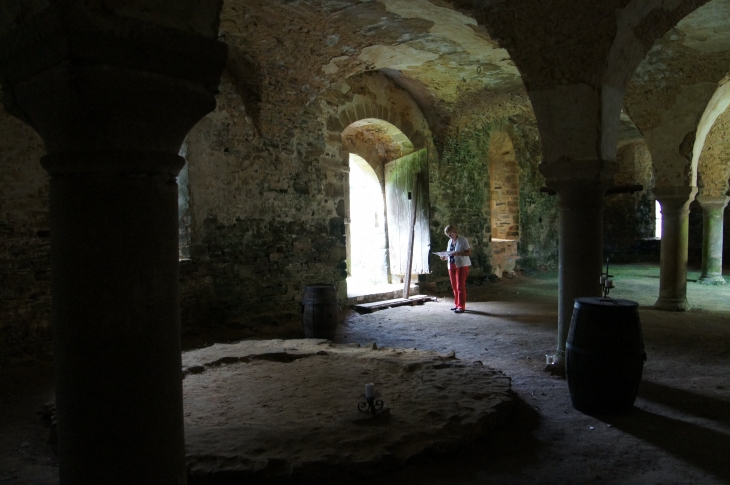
[301, 284, 338, 340]
[566, 297, 646, 415]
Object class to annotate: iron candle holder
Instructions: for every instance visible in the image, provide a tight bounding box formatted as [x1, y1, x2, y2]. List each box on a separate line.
[599, 257, 615, 299]
[358, 395, 385, 415]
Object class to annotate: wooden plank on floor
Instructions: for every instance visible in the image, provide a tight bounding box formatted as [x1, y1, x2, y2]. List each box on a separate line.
[352, 295, 437, 314]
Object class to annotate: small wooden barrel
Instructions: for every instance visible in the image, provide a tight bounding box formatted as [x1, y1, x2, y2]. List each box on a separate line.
[566, 297, 646, 415]
[301, 284, 338, 340]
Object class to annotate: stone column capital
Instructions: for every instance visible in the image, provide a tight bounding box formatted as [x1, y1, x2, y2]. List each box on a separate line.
[0, 2, 227, 157]
[653, 185, 698, 200]
[539, 158, 616, 184]
[653, 186, 698, 211]
[539, 158, 615, 206]
[696, 195, 730, 211]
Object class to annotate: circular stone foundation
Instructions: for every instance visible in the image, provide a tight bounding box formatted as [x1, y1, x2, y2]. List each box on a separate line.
[182, 339, 513, 484]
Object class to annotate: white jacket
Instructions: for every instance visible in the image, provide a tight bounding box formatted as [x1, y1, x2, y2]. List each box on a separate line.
[447, 235, 472, 269]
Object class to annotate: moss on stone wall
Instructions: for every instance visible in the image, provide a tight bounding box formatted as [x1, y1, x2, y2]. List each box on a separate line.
[427, 112, 558, 281]
[510, 117, 558, 273]
[428, 121, 492, 280]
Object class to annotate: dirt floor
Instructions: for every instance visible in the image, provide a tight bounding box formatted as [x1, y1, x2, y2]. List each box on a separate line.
[1, 262, 729, 484]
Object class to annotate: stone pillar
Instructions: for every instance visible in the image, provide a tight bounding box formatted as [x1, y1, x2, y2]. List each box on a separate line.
[697, 196, 729, 285]
[540, 160, 613, 370]
[0, 6, 227, 484]
[654, 186, 698, 311]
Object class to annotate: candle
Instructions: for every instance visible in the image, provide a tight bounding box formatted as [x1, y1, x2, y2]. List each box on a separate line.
[606, 278, 614, 288]
[600, 275, 606, 285]
[365, 383, 375, 399]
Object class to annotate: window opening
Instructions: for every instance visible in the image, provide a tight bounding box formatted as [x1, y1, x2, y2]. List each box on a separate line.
[178, 143, 191, 259]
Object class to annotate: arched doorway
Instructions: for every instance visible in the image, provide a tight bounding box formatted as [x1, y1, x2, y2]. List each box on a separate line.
[341, 118, 431, 297]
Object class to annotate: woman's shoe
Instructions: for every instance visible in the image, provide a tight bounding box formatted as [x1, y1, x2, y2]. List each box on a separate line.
[454, 308, 465, 313]
[450, 307, 458, 311]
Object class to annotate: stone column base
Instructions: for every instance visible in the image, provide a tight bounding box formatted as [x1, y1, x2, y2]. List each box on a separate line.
[654, 297, 691, 311]
[698, 274, 726, 285]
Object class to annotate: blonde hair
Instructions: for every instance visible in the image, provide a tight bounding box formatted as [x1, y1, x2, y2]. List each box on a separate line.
[444, 225, 457, 236]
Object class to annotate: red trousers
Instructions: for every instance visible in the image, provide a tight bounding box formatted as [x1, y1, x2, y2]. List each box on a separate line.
[449, 266, 469, 310]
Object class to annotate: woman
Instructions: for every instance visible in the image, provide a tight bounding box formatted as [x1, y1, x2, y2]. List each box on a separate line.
[441, 224, 471, 313]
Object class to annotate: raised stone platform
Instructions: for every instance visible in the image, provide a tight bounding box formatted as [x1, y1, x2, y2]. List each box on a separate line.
[182, 339, 513, 484]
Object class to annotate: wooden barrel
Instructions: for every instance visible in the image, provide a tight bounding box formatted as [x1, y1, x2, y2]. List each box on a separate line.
[301, 284, 338, 340]
[566, 297, 646, 415]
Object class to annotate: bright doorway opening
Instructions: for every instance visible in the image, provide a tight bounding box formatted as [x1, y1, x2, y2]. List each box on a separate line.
[341, 118, 430, 300]
[347, 153, 389, 292]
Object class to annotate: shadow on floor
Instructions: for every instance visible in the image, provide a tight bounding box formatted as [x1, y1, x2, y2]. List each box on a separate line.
[361, 394, 545, 485]
[601, 406, 730, 482]
[461, 309, 553, 327]
[638, 380, 730, 426]
[459, 310, 496, 317]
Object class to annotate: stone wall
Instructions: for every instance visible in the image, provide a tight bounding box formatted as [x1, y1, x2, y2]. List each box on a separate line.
[512, 116, 559, 273]
[178, 71, 437, 336]
[0, 72, 558, 353]
[0, 69, 574, 355]
[428, 121, 493, 281]
[697, 104, 730, 198]
[603, 140, 658, 263]
[179, 76, 558, 330]
[178, 73, 341, 337]
[425, 95, 558, 283]
[0, 74, 560, 353]
[0, 104, 51, 360]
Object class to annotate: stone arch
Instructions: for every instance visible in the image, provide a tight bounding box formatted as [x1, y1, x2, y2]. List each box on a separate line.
[342, 118, 415, 181]
[694, 81, 730, 195]
[693, 81, 730, 284]
[623, 0, 730, 190]
[616, 0, 730, 310]
[325, 97, 420, 153]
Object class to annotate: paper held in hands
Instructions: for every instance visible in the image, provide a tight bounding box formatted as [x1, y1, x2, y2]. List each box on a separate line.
[433, 251, 455, 258]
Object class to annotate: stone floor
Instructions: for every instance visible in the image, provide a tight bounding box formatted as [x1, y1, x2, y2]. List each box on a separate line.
[340, 264, 730, 485]
[1, 263, 730, 484]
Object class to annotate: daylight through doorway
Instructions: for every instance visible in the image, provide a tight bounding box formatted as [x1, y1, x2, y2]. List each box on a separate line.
[347, 154, 389, 292]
